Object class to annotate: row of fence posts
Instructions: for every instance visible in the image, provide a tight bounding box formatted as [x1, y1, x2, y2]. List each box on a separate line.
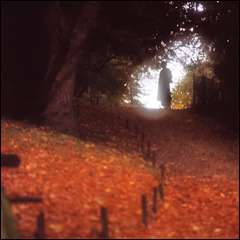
[99, 117, 166, 239]
[100, 171, 165, 239]
[125, 117, 159, 170]
[5, 116, 165, 239]
[26, 175, 164, 238]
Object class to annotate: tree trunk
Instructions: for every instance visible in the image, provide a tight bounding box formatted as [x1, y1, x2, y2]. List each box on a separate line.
[43, 2, 99, 135]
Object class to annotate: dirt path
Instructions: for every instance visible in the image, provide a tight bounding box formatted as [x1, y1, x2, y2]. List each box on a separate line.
[117, 107, 239, 180]
[2, 101, 239, 239]
[75, 100, 239, 180]
[74, 102, 239, 238]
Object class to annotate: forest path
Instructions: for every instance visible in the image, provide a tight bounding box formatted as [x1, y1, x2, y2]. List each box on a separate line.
[76, 100, 239, 181]
[120, 108, 239, 180]
[1, 100, 239, 239]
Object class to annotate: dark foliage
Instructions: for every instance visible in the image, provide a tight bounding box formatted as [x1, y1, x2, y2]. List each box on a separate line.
[1, 1, 238, 125]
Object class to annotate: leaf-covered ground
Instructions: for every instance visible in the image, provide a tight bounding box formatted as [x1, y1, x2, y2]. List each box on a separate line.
[1, 100, 239, 239]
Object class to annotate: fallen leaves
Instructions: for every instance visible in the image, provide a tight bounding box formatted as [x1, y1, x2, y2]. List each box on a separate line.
[1, 104, 239, 239]
[1, 119, 157, 239]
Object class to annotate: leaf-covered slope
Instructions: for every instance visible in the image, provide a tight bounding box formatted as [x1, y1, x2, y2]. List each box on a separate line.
[1, 100, 239, 239]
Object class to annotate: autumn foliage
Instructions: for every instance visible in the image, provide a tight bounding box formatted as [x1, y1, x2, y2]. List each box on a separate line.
[1, 101, 239, 239]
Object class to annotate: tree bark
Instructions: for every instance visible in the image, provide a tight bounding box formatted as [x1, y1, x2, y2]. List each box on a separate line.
[43, 2, 99, 135]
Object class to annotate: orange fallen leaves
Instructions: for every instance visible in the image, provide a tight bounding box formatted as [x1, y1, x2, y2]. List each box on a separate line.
[1, 117, 239, 239]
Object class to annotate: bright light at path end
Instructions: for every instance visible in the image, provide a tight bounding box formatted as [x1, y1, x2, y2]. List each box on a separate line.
[137, 71, 161, 109]
[136, 35, 207, 109]
[137, 62, 186, 109]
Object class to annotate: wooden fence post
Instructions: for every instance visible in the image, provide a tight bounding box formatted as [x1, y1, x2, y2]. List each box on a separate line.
[35, 212, 45, 239]
[147, 140, 150, 158]
[160, 164, 165, 181]
[141, 195, 148, 226]
[159, 184, 164, 203]
[153, 187, 157, 213]
[101, 207, 109, 239]
[152, 151, 156, 169]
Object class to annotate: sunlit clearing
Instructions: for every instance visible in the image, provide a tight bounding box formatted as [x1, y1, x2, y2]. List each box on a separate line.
[136, 35, 208, 109]
[183, 2, 204, 12]
[137, 71, 160, 109]
[137, 64, 185, 109]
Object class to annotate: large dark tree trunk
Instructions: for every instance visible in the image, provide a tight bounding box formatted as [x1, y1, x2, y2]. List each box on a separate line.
[43, 1, 99, 135]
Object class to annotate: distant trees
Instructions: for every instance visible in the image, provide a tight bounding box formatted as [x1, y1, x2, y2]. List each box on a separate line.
[160, 1, 238, 113]
[171, 62, 216, 109]
[73, 1, 179, 105]
[1, 1, 238, 131]
[171, 71, 193, 110]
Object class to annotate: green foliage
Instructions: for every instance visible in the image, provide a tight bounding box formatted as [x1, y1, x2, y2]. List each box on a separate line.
[75, 50, 131, 105]
[171, 72, 193, 109]
[74, 1, 182, 105]
[1, 188, 20, 239]
[2, 1, 238, 114]
[171, 61, 216, 109]
[61, 1, 240, 109]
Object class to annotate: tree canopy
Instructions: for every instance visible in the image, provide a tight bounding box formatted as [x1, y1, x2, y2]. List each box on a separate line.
[1, 1, 238, 119]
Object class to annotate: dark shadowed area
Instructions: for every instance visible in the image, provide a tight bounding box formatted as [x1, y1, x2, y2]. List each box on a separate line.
[1, 1, 238, 133]
[1, 1, 239, 239]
